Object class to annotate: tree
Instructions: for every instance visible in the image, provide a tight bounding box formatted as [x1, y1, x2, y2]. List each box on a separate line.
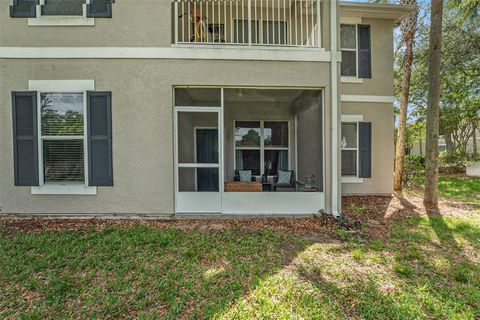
[393, 0, 419, 191]
[447, 0, 480, 22]
[424, 0, 443, 210]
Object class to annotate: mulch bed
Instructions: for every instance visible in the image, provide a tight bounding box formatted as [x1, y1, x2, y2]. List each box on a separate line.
[1, 194, 476, 239]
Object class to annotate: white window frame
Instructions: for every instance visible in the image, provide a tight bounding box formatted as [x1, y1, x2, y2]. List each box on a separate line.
[341, 115, 363, 184]
[28, 80, 97, 195]
[28, 0, 94, 27]
[340, 22, 361, 83]
[234, 119, 290, 178]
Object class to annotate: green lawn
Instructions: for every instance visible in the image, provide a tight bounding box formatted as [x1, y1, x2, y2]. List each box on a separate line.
[409, 175, 480, 208]
[1, 214, 479, 319]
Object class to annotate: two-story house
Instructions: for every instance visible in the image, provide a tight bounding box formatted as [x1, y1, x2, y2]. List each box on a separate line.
[0, 0, 413, 217]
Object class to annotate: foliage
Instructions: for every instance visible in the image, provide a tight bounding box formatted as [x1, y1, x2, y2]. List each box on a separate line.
[408, 10, 480, 156]
[439, 151, 467, 174]
[447, 0, 480, 22]
[402, 154, 425, 186]
[1, 213, 479, 319]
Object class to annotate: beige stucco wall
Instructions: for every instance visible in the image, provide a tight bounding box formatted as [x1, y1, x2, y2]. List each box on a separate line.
[0, 59, 332, 214]
[0, 0, 332, 49]
[340, 18, 395, 96]
[341, 102, 394, 195]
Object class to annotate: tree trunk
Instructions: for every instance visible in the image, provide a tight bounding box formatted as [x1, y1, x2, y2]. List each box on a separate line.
[473, 123, 478, 158]
[424, 0, 443, 210]
[393, 36, 415, 191]
[445, 132, 455, 153]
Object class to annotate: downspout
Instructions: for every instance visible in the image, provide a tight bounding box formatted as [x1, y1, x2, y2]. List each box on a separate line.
[330, 0, 341, 217]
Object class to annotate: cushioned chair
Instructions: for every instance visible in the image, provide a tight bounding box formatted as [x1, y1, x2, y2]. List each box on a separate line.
[234, 169, 256, 182]
[272, 170, 296, 191]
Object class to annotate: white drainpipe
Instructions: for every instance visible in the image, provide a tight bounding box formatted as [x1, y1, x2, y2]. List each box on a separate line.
[330, 0, 340, 217]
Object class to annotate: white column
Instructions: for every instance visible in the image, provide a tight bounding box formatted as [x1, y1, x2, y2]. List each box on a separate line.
[330, 0, 341, 217]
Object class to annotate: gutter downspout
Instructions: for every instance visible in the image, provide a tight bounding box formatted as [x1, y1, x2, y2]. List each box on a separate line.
[330, 0, 341, 218]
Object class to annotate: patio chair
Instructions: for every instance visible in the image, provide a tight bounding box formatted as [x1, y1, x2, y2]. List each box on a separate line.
[272, 170, 296, 192]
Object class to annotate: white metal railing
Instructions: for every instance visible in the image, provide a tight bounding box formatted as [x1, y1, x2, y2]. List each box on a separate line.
[173, 0, 321, 48]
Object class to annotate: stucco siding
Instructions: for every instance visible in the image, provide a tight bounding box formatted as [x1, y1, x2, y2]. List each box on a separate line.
[0, 58, 332, 214]
[341, 101, 394, 195]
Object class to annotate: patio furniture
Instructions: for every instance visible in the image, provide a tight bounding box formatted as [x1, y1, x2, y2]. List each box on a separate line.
[234, 169, 256, 182]
[225, 181, 262, 192]
[261, 181, 272, 192]
[272, 170, 296, 192]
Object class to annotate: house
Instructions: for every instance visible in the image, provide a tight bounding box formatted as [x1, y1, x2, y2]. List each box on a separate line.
[411, 128, 480, 156]
[0, 0, 414, 217]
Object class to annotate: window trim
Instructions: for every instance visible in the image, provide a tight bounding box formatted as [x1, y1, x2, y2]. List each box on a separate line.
[341, 115, 364, 184]
[234, 119, 291, 177]
[28, 0, 94, 27]
[340, 23, 359, 79]
[28, 80, 97, 195]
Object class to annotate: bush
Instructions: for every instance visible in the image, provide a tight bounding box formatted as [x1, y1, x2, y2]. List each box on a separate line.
[402, 155, 425, 186]
[439, 151, 466, 174]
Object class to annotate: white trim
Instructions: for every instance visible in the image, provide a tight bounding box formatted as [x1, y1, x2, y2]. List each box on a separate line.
[28, 80, 95, 92]
[341, 176, 364, 184]
[330, 0, 340, 217]
[0, 47, 332, 62]
[341, 95, 395, 103]
[31, 184, 97, 195]
[178, 163, 219, 168]
[28, 16, 94, 26]
[340, 17, 362, 24]
[341, 76, 363, 84]
[28, 80, 95, 195]
[341, 115, 363, 122]
[222, 192, 324, 214]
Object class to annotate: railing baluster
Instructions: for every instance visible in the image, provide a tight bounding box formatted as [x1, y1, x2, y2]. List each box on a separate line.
[182, 1, 185, 43]
[317, 0, 320, 47]
[299, 0, 303, 45]
[248, 0, 252, 46]
[175, 1, 179, 44]
[218, 0, 221, 43]
[283, 0, 286, 45]
[266, 0, 269, 44]
[305, 0, 309, 46]
[288, 0, 291, 45]
[200, 0, 203, 43]
[224, 0, 227, 43]
[260, 0, 263, 44]
[188, 0, 191, 42]
[294, 0, 297, 46]
[236, 0, 239, 43]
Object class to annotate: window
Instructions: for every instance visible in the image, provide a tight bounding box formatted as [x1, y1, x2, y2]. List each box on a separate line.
[340, 24, 357, 77]
[341, 122, 357, 176]
[40, 92, 86, 183]
[235, 120, 289, 176]
[41, 0, 86, 16]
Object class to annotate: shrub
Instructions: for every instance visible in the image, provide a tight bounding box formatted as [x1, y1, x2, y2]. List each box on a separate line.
[402, 155, 425, 186]
[439, 151, 466, 174]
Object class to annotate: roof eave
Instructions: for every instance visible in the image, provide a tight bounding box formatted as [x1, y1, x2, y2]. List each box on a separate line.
[340, 1, 417, 24]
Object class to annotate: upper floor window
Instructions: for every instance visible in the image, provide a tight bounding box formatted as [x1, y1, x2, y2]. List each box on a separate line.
[340, 24, 372, 79]
[41, 0, 85, 16]
[340, 24, 357, 77]
[10, 0, 115, 25]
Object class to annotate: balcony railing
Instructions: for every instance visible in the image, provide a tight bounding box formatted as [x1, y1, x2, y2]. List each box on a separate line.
[173, 0, 321, 48]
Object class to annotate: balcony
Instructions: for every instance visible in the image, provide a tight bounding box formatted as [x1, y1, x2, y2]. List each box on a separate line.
[173, 0, 322, 48]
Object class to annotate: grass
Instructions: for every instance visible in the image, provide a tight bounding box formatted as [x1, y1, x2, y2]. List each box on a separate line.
[408, 175, 480, 207]
[1, 213, 479, 319]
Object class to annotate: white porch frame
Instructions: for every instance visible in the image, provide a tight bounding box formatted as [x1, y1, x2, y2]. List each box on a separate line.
[173, 86, 325, 215]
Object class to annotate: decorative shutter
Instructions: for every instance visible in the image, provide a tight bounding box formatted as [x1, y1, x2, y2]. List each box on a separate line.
[358, 25, 372, 78]
[358, 122, 372, 178]
[10, 0, 37, 17]
[12, 91, 39, 186]
[86, 0, 114, 18]
[87, 91, 113, 186]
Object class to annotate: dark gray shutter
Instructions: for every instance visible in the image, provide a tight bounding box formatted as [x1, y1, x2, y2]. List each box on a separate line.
[358, 25, 372, 78]
[358, 122, 372, 178]
[86, 0, 114, 18]
[10, 0, 37, 17]
[87, 91, 113, 186]
[12, 91, 39, 186]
